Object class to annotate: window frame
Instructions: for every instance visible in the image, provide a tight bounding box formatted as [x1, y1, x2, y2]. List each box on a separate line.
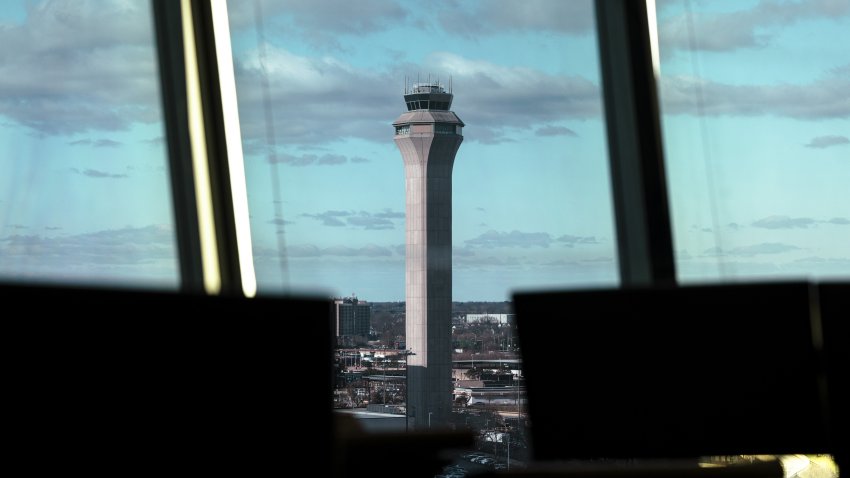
[151, 0, 256, 297]
[595, 0, 676, 287]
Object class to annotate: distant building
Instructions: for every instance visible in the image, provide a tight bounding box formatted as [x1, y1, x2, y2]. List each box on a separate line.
[334, 297, 371, 337]
[453, 385, 527, 408]
[465, 313, 515, 325]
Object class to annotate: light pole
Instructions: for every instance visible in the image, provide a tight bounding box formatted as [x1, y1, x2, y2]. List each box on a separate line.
[428, 411, 433, 429]
[382, 357, 387, 407]
[401, 350, 415, 432]
[515, 371, 522, 420]
[506, 432, 510, 470]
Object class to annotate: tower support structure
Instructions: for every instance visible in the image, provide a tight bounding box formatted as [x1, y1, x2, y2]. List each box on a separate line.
[393, 83, 464, 430]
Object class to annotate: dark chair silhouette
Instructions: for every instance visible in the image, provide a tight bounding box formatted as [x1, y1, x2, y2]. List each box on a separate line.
[2, 282, 474, 477]
[501, 282, 844, 477]
[3, 283, 333, 475]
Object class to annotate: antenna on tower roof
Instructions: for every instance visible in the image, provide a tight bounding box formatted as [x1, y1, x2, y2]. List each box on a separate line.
[449, 75, 452, 94]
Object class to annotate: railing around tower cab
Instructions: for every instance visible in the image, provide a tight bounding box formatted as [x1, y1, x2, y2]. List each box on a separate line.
[394, 124, 462, 136]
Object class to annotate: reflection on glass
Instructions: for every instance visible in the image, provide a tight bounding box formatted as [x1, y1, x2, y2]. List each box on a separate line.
[226, 0, 617, 299]
[0, 0, 178, 287]
[655, 0, 850, 282]
[227, 0, 614, 466]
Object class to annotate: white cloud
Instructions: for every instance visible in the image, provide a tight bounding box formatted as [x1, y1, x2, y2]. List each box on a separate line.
[0, 224, 177, 284]
[659, 66, 850, 119]
[535, 126, 578, 137]
[452, 246, 475, 257]
[144, 136, 165, 147]
[427, 52, 602, 125]
[285, 244, 321, 257]
[300, 209, 404, 230]
[581, 256, 615, 263]
[267, 152, 365, 166]
[71, 168, 128, 179]
[93, 139, 122, 148]
[323, 244, 393, 257]
[373, 209, 405, 219]
[465, 230, 552, 248]
[0, 1, 161, 135]
[805, 135, 850, 148]
[751, 215, 816, 229]
[234, 45, 602, 148]
[228, 0, 408, 50]
[301, 210, 349, 227]
[464, 230, 605, 249]
[556, 234, 599, 246]
[659, 0, 850, 54]
[282, 243, 393, 258]
[230, 1, 592, 49]
[454, 254, 522, 268]
[703, 242, 800, 257]
[435, 0, 594, 38]
[235, 45, 398, 147]
[793, 256, 850, 266]
[317, 154, 347, 165]
[346, 215, 394, 230]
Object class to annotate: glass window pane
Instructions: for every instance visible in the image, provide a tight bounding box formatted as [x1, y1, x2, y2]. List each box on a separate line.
[656, 0, 850, 283]
[0, 1, 178, 288]
[227, 0, 617, 298]
[226, 0, 616, 466]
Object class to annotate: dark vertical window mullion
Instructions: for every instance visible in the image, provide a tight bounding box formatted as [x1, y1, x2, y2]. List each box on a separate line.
[189, 0, 242, 296]
[152, 0, 248, 296]
[151, 0, 205, 293]
[595, 0, 676, 286]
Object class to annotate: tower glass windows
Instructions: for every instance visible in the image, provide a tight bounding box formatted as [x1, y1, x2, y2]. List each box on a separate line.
[435, 124, 457, 135]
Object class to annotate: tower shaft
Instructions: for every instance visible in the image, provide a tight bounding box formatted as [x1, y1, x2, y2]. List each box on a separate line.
[393, 84, 463, 430]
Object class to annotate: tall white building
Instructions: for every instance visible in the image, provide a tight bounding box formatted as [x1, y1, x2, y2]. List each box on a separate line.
[393, 82, 464, 429]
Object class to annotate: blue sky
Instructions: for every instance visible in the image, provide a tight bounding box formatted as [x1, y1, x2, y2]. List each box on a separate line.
[655, 0, 850, 281]
[0, 0, 847, 299]
[0, 1, 176, 288]
[227, 0, 618, 299]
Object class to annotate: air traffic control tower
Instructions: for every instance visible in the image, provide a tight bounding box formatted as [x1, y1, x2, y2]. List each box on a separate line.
[393, 82, 464, 430]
